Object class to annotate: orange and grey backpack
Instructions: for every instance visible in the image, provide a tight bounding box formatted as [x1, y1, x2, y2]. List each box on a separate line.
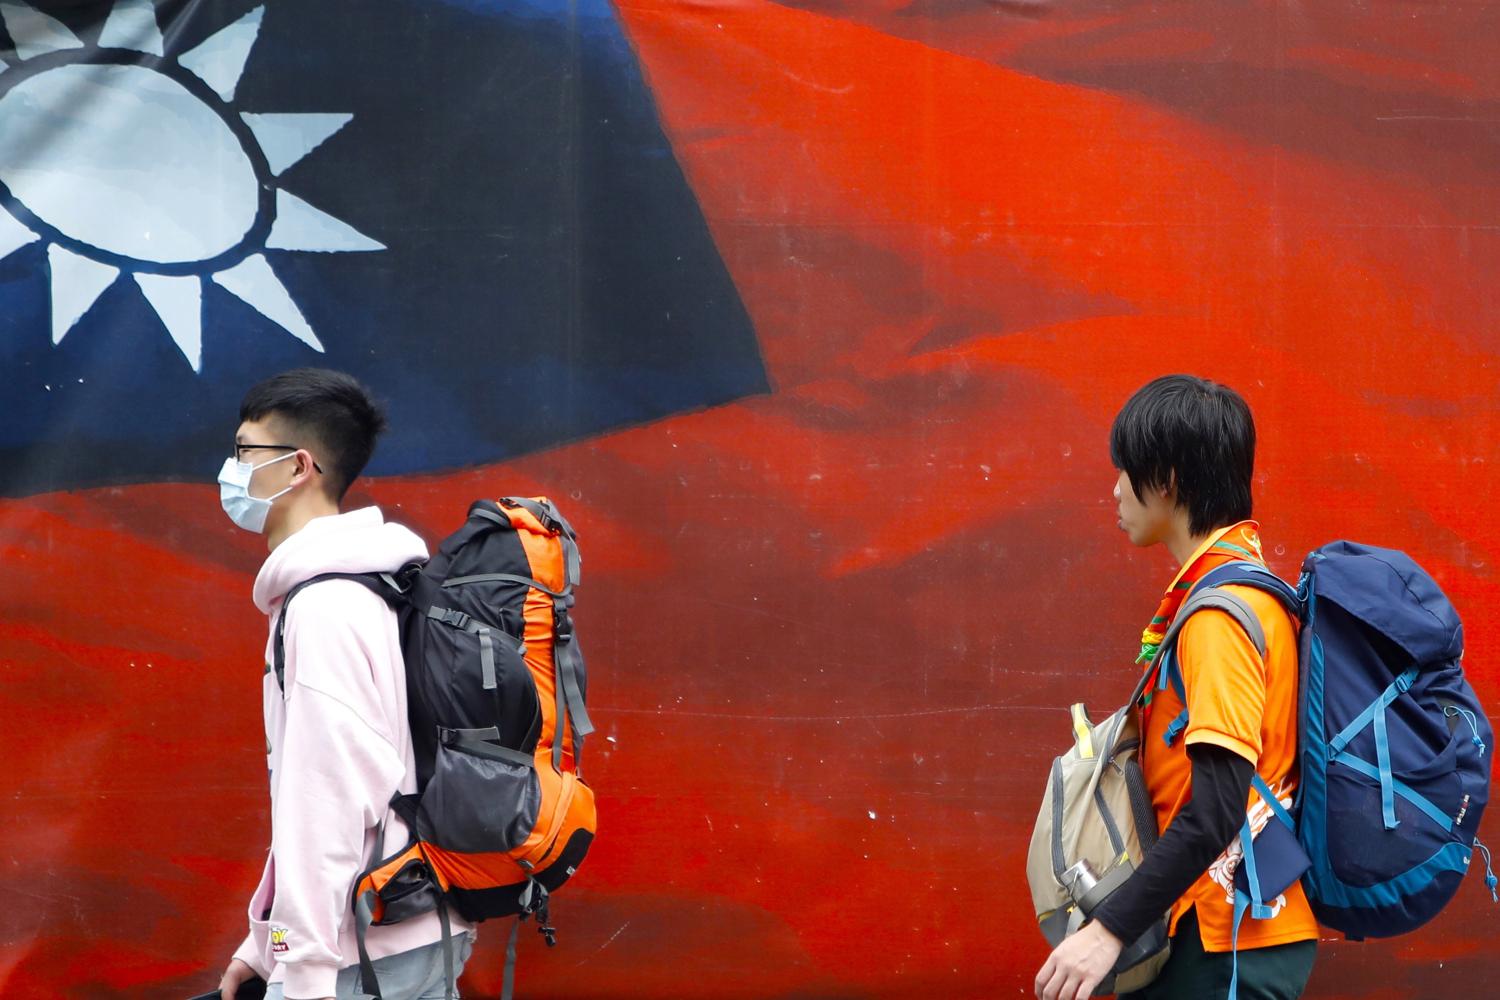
[273, 497, 596, 1000]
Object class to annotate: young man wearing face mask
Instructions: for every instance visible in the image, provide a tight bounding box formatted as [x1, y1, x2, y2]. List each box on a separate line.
[215, 368, 474, 1000]
[1034, 375, 1318, 1000]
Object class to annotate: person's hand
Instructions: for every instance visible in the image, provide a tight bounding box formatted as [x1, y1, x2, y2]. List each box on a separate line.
[1034, 919, 1124, 1000]
[218, 958, 259, 1000]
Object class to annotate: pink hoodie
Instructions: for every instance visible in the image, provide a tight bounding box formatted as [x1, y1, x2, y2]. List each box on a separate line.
[232, 507, 473, 999]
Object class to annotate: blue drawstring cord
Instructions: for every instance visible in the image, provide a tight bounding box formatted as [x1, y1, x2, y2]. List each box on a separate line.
[1445, 705, 1487, 755]
[1476, 838, 1498, 903]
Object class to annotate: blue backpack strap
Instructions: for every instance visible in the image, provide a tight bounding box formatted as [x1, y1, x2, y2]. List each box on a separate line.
[1326, 668, 1417, 757]
[1251, 772, 1296, 831]
[1227, 773, 1298, 1000]
[1327, 748, 1453, 831]
[1229, 818, 1268, 1000]
[1195, 561, 1301, 617]
[1321, 665, 1420, 831]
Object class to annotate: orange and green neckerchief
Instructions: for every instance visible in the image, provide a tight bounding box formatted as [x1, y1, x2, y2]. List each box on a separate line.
[1137, 520, 1266, 703]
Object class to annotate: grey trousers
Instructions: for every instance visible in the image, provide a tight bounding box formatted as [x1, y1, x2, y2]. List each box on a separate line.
[266, 933, 474, 1000]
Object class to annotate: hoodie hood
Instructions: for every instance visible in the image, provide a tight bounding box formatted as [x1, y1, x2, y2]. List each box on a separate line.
[252, 506, 428, 614]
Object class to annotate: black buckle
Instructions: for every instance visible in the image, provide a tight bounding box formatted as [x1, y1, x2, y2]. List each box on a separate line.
[383, 563, 422, 594]
[427, 606, 473, 630]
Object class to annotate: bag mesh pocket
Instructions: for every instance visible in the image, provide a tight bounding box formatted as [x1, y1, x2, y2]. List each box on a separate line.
[423, 741, 541, 854]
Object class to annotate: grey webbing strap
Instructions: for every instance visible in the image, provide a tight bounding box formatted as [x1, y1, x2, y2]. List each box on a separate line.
[1171, 588, 1265, 658]
[443, 724, 501, 740]
[503, 496, 574, 537]
[479, 629, 497, 690]
[504, 496, 553, 526]
[1124, 757, 1158, 852]
[1049, 758, 1067, 880]
[469, 506, 509, 530]
[502, 497, 583, 585]
[556, 632, 595, 739]
[438, 899, 456, 1000]
[1092, 782, 1126, 857]
[442, 572, 569, 599]
[1087, 585, 1266, 761]
[1095, 585, 1265, 769]
[1078, 858, 1135, 914]
[501, 917, 521, 1000]
[536, 496, 582, 589]
[440, 727, 534, 768]
[427, 604, 517, 642]
[354, 891, 383, 999]
[551, 594, 593, 775]
[427, 605, 473, 629]
[553, 646, 568, 773]
[1083, 708, 1131, 827]
[562, 534, 581, 588]
[351, 810, 390, 997]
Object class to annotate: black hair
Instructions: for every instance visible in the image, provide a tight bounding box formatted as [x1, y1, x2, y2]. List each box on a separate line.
[238, 368, 387, 501]
[1109, 374, 1255, 536]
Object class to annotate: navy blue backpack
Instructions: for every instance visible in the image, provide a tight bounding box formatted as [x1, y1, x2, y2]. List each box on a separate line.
[1170, 541, 1496, 946]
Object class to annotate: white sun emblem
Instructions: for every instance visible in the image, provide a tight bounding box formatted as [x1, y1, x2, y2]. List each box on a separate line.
[0, 1, 383, 371]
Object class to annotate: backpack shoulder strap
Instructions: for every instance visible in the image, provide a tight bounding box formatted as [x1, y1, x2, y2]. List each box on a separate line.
[1147, 581, 1266, 690]
[271, 569, 414, 691]
[1147, 574, 1268, 749]
[1195, 561, 1301, 619]
[1169, 588, 1267, 658]
[1160, 559, 1301, 676]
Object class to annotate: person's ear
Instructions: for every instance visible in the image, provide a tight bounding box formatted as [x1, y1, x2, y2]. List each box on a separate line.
[292, 449, 317, 485]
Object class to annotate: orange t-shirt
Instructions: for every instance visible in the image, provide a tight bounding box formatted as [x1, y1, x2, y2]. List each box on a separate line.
[1139, 533, 1320, 953]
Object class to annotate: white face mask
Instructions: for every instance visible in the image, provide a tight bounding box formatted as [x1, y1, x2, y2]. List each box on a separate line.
[218, 452, 297, 534]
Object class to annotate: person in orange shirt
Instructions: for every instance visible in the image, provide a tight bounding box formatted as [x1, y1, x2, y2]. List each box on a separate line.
[1035, 375, 1318, 1000]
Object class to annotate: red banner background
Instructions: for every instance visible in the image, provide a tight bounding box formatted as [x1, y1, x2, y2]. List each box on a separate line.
[3, 1, 1499, 996]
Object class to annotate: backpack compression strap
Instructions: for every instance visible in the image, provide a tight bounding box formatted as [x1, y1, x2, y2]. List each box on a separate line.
[465, 500, 595, 772]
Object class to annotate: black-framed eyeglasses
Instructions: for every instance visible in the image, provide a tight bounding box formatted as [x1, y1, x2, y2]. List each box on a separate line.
[233, 443, 324, 473]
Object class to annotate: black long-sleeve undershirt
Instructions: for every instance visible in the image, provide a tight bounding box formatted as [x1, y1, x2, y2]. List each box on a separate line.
[1090, 742, 1255, 946]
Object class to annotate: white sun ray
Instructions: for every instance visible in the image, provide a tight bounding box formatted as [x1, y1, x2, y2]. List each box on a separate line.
[212, 253, 324, 351]
[0, 56, 8, 73]
[0, 3, 84, 61]
[266, 190, 385, 253]
[48, 244, 118, 344]
[135, 273, 203, 370]
[241, 112, 352, 176]
[178, 5, 263, 103]
[2, 1, 381, 368]
[0, 205, 37, 260]
[98, 0, 164, 57]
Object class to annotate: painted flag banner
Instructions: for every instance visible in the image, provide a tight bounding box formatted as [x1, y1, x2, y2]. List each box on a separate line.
[2, 0, 1498, 996]
[0, 0, 763, 495]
